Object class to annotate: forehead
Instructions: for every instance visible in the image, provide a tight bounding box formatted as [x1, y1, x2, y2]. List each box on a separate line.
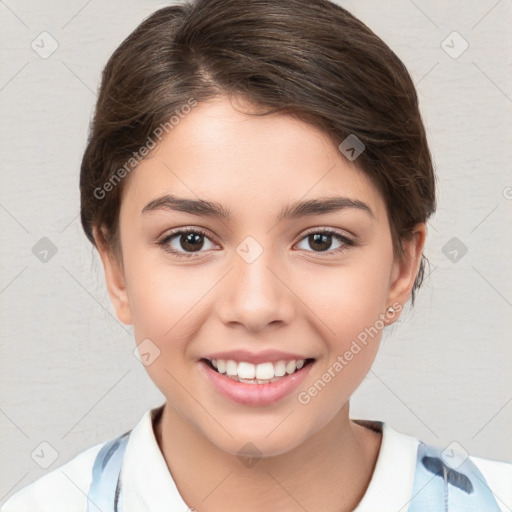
[120, 96, 386, 223]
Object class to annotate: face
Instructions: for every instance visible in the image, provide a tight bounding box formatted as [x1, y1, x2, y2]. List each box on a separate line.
[96, 95, 425, 457]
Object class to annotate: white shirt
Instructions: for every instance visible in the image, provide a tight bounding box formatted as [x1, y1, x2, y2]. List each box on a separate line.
[2, 405, 511, 512]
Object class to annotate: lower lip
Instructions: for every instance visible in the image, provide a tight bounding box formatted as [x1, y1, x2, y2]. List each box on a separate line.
[199, 359, 314, 407]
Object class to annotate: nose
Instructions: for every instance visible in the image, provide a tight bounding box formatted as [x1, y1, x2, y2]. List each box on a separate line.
[216, 240, 295, 332]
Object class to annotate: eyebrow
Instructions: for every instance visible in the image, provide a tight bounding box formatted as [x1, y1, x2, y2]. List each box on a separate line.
[141, 194, 374, 221]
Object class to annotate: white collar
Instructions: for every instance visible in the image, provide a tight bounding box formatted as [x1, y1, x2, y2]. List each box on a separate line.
[352, 419, 419, 512]
[121, 405, 187, 511]
[120, 406, 419, 512]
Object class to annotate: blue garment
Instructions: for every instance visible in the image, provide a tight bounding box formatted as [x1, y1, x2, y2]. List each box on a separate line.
[408, 441, 502, 511]
[86, 430, 130, 512]
[85, 431, 502, 511]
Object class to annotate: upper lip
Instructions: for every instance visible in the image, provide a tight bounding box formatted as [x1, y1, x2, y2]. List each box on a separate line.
[202, 349, 314, 365]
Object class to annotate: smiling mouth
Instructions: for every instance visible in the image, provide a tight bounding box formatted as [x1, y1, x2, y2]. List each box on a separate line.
[200, 357, 316, 384]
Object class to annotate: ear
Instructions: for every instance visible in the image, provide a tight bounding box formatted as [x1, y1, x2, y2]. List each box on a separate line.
[385, 223, 427, 322]
[93, 226, 133, 325]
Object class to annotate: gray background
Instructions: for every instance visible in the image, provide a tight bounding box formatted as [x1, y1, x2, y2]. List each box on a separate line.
[1, 0, 511, 505]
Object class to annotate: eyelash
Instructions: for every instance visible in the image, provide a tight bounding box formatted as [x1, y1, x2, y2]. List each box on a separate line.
[156, 227, 356, 259]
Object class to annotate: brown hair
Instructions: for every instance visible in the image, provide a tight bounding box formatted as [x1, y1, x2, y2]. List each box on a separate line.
[80, 0, 436, 304]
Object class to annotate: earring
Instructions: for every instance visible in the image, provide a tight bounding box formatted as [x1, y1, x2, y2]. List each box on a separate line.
[386, 305, 395, 315]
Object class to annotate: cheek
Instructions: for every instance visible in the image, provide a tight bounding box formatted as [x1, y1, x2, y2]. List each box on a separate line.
[126, 262, 206, 343]
[121, 245, 226, 381]
[296, 246, 394, 340]
[124, 259, 209, 394]
[294, 251, 393, 421]
[293, 242, 394, 407]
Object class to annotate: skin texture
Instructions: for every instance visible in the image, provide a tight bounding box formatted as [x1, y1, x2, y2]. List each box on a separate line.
[94, 95, 426, 511]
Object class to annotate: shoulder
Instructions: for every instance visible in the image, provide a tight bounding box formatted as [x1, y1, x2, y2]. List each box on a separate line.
[355, 420, 512, 512]
[413, 439, 512, 512]
[0, 441, 104, 512]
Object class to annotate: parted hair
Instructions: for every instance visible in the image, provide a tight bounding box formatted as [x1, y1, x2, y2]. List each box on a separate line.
[80, 0, 436, 304]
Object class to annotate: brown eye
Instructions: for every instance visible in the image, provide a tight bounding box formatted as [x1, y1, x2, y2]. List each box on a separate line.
[296, 228, 355, 255]
[157, 228, 216, 258]
[179, 232, 205, 252]
[308, 233, 334, 252]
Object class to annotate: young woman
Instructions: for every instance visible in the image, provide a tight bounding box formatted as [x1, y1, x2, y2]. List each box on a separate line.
[3, 0, 510, 511]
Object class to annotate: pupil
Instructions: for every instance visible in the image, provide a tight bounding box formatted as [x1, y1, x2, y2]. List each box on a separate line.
[182, 232, 204, 252]
[310, 233, 331, 252]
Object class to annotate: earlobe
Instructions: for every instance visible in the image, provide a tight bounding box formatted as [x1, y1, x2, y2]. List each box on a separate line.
[92, 226, 133, 326]
[386, 223, 427, 321]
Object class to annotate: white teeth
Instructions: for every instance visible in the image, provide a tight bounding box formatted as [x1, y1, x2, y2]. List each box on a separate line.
[285, 360, 297, 374]
[237, 361, 256, 379]
[255, 362, 274, 380]
[207, 358, 309, 383]
[225, 360, 238, 376]
[274, 360, 286, 377]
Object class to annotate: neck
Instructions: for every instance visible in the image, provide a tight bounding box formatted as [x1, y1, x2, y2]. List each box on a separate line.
[154, 401, 382, 512]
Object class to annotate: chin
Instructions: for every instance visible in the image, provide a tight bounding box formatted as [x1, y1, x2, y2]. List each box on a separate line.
[200, 417, 313, 459]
